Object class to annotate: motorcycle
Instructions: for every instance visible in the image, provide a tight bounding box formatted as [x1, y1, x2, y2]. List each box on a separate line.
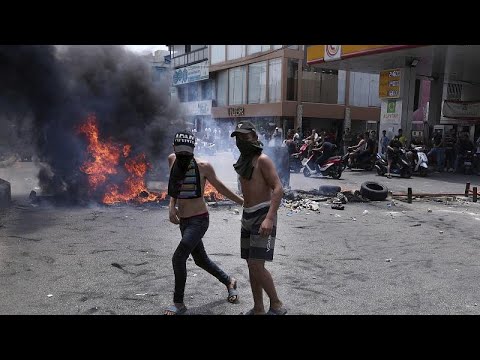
[343, 147, 375, 171]
[375, 148, 412, 178]
[408, 146, 429, 177]
[289, 153, 303, 173]
[303, 150, 343, 179]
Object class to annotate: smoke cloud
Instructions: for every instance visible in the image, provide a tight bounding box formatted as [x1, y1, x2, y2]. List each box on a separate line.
[0, 45, 182, 202]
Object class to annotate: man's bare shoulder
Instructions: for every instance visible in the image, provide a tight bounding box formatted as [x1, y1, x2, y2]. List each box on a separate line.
[257, 153, 273, 165]
[168, 153, 176, 161]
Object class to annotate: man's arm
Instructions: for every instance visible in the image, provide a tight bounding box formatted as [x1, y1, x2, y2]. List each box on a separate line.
[203, 162, 243, 206]
[258, 155, 283, 237]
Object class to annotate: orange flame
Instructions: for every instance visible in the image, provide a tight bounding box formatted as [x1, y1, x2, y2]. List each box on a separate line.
[77, 114, 227, 205]
[204, 181, 225, 201]
[77, 114, 165, 204]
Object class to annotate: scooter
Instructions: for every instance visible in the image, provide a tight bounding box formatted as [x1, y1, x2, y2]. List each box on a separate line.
[303, 151, 343, 179]
[289, 153, 303, 173]
[344, 148, 375, 171]
[408, 146, 429, 177]
[375, 148, 412, 178]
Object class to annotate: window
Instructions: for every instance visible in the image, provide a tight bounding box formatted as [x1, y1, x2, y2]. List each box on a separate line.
[191, 45, 206, 51]
[216, 70, 228, 107]
[211, 45, 226, 64]
[247, 45, 262, 55]
[287, 45, 299, 50]
[176, 85, 187, 102]
[268, 58, 282, 103]
[172, 45, 185, 57]
[187, 82, 200, 102]
[349, 72, 379, 107]
[229, 66, 247, 105]
[286, 59, 298, 101]
[248, 61, 267, 104]
[301, 67, 338, 104]
[272, 45, 283, 50]
[201, 80, 213, 101]
[227, 45, 245, 60]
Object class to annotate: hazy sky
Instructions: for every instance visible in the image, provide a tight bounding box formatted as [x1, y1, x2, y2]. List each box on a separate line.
[125, 45, 168, 55]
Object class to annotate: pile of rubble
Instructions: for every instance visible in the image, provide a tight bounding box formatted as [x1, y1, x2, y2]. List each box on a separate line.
[283, 189, 371, 213]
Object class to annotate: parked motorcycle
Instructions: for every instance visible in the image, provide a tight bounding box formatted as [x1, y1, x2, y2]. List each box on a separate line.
[408, 146, 429, 177]
[303, 151, 343, 179]
[375, 148, 412, 178]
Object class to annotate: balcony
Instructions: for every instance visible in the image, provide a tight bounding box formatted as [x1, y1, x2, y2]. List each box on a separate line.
[173, 47, 208, 68]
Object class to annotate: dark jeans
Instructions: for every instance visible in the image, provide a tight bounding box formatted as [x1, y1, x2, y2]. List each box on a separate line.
[172, 213, 230, 303]
[445, 148, 455, 169]
[315, 152, 333, 168]
[427, 147, 445, 171]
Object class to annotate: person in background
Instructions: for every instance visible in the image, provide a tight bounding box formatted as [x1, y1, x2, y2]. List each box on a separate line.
[454, 132, 474, 173]
[443, 128, 456, 172]
[397, 129, 407, 147]
[380, 129, 390, 155]
[427, 130, 445, 172]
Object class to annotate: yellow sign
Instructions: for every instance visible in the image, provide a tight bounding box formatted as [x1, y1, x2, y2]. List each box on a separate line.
[379, 68, 401, 99]
[306, 45, 426, 64]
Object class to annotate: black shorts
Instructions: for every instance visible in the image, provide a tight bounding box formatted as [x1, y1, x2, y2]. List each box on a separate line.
[240, 202, 277, 261]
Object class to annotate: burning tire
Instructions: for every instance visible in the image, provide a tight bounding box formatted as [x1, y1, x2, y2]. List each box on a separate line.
[360, 181, 388, 201]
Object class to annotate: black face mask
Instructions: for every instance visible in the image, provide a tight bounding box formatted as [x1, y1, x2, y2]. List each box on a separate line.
[233, 138, 263, 180]
[236, 138, 263, 155]
[175, 153, 194, 172]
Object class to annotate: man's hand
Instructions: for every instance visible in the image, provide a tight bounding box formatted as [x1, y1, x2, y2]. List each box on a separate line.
[259, 217, 274, 238]
[169, 206, 180, 224]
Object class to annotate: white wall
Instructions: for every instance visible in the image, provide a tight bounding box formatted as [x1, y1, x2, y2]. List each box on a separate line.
[349, 72, 381, 107]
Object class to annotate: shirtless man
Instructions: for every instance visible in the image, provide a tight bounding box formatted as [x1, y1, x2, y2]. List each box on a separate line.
[164, 131, 244, 315]
[230, 121, 287, 315]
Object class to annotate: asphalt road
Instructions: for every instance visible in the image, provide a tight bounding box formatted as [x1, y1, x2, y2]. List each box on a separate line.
[1, 159, 480, 315]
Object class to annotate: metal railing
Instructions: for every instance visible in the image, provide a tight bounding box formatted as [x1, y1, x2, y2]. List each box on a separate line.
[173, 47, 208, 68]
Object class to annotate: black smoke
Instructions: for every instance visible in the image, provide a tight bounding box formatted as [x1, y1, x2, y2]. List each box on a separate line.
[0, 45, 181, 202]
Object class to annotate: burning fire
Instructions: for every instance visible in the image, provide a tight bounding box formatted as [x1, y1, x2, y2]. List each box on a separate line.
[204, 181, 225, 201]
[77, 114, 225, 204]
[77, 114, 165, 204]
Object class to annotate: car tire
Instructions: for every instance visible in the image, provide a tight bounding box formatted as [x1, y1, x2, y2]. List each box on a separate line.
[360, 181, 388, 201]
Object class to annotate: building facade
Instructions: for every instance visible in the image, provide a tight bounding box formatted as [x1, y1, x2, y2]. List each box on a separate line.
[208, 45, 381, 143]
[167, 45, 214, 134]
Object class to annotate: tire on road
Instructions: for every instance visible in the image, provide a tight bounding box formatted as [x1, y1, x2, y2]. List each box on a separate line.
[360, 181, 388, 201]
[318, 184, 341, 196]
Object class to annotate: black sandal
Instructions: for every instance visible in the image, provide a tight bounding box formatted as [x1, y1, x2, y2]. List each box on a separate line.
[227, 279, 239, 303]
